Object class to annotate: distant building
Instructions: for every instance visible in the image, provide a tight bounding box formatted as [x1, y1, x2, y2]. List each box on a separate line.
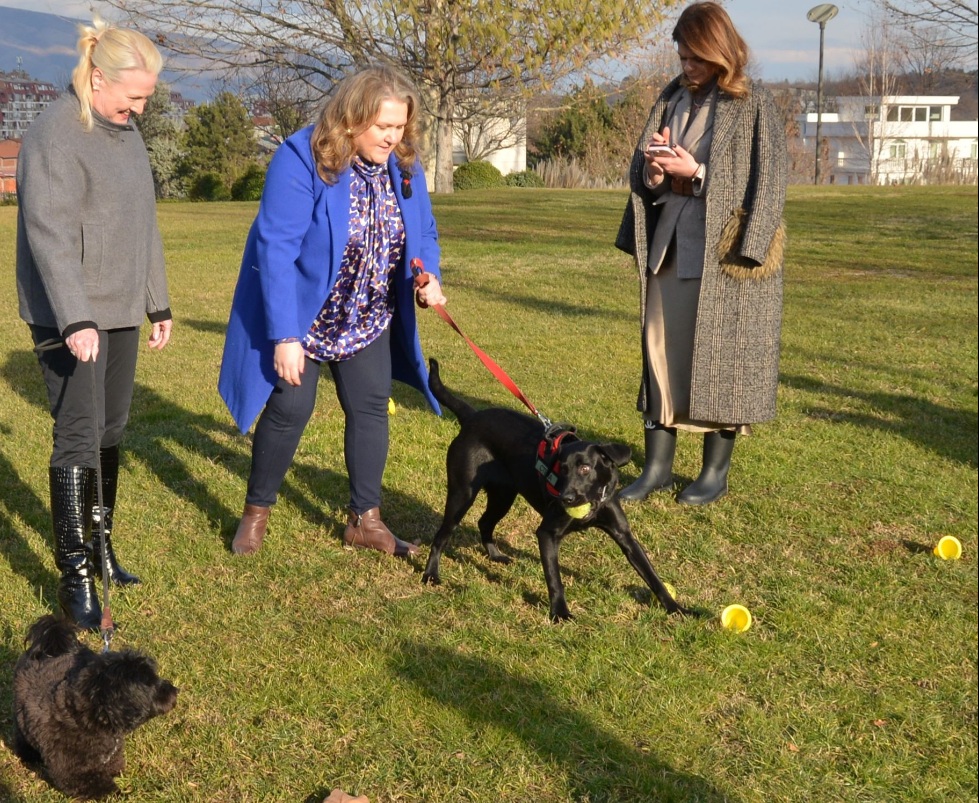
[800, 95, 979, 185]
[167, 90, 196, 125]
[0, 71, 60, 140]
[452, 101, 527, 180]
[1, 138, 20, 195]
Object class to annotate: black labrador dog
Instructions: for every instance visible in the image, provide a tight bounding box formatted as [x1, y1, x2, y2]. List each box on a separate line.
[423, 359, 687, 621]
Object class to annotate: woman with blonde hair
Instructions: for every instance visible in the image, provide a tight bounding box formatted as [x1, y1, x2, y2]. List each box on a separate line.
[220, 65, 446, 557]
[16, 17, 172, 628]
[616, 1, 787, 506]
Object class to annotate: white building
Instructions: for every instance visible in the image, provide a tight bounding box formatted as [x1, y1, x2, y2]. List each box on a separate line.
[800, 95, 978, 185]
[453, 114, 527, 176]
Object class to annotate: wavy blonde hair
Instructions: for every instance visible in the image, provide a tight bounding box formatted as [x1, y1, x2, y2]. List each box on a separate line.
[71, 16, 163, 131]
[310, 66, 422, 185]
[673, 2, 750, 99]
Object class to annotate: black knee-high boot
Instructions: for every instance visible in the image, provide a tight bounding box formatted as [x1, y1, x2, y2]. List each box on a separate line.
[50, 466, 102, 630]
[619, 424, 677, 502]
[89, 445, 140, 586]
[676, 430, 736, 506]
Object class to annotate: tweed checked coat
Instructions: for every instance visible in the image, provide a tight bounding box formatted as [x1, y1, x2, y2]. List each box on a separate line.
[616, 76, 787, 424]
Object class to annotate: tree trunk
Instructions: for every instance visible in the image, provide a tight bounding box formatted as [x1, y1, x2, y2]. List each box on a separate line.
[433, 92, 455, 194]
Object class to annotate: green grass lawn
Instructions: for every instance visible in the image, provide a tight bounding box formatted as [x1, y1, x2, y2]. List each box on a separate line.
[1, 186, 976, 802]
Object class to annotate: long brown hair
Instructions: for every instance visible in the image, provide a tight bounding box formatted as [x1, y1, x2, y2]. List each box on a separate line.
[673, 2, 750, 99]
[310, 66, 422, 185]
[71, 16, 163, 131]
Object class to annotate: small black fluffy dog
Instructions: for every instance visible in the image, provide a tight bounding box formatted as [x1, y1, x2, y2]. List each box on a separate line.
[424, 359, 688, 621]
[12, 615, 178, 800]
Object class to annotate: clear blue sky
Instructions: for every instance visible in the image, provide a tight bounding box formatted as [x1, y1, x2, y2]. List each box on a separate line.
[3, 0, 868, 84]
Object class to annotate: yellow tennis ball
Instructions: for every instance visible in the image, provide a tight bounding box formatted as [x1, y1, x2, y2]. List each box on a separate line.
[720, 604, 752, 632]
[663, 582, 677, 600]
[387, 398, 396, 415]
[565, 502, 591, 519]
[933, 535, 962, 560]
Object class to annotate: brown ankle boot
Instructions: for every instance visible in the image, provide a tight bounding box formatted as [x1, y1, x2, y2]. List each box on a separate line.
[343, 507, 418, 557]
[232, 504, 270, 555]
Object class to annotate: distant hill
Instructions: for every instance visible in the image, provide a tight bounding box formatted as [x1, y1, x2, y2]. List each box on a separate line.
[0, 5, 212, 100]
[0, 6, 79, 90]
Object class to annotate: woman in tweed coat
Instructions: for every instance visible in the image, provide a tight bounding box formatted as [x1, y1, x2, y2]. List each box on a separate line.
[615, 2, 787, 506]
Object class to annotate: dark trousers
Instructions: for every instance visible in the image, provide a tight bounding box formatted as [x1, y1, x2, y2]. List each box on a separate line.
[30, 326, 140, 468]
[246, 328, 392, 514]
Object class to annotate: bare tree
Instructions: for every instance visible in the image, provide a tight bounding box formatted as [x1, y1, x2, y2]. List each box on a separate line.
[247, 62, 323, 143]
[851, 12, 905, 184]
[455, 92, 526, 164]
[104, 0, 682, 192]
[896, 23, 971, 91]
[877, 0, 978, 59]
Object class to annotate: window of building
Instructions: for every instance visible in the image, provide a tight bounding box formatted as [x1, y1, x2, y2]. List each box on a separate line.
[889, 140, 907, 159]
[886, 105, 945, 123]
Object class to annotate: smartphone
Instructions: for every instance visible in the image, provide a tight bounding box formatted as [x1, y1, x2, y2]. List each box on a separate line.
[646, 143, 677, 157]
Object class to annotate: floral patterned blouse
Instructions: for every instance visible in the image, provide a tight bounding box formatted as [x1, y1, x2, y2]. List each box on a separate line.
[302, 156, 406, 361]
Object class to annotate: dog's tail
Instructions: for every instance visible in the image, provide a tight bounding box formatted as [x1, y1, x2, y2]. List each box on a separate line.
[23, 614, 81, 660]
[428, 359, 476, 424]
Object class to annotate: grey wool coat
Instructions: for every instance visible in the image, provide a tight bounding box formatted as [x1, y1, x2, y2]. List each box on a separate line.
[616, 75, 787, 424]
[16, 91, 170, 338]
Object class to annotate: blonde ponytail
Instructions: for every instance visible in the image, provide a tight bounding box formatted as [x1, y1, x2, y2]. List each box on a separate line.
[71, 15, 163, 131]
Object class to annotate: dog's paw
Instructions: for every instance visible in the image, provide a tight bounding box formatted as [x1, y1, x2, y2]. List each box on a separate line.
[421, 572, 441, 586]
[548, 606, 574, 623]
[484, 543, 512, 565]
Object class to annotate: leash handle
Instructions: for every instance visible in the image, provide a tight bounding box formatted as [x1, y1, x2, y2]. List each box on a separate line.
[410, 257, 431, 308]
[412, 259, 551, 428]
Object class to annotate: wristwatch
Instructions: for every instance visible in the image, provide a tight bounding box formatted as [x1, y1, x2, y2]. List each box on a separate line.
[691, 162, 706, 196]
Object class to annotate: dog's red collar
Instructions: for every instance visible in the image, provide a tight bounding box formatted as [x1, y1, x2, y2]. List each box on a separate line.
[535, 425, 578, 498]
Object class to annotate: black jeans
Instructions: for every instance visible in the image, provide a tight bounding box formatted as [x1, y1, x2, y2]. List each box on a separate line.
[31, 326, 140, 468]
[246, 327, 392, 513]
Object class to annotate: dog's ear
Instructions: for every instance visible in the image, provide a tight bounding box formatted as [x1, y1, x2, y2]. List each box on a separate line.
[24, 615, 80, 660]
[598, 443, 632, 467]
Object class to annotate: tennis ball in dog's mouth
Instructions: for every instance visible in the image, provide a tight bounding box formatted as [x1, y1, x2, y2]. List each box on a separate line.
[564, 502, 591, 519]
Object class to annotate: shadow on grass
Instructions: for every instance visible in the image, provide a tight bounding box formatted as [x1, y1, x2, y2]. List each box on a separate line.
[467, 281, 634, 324]
[0, 446, 58, 597]
[1, 349, 250, 553]
[780, 372, 978, 468]
[181, 317, 229, 336]
[391, 641, 735, 802]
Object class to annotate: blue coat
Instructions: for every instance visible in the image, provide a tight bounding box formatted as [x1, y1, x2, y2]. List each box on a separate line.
[218, 126, 442, 433]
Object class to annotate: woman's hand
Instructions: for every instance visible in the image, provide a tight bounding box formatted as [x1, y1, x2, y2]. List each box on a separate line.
[643, 129, 669, 186]
[274, 341, 305, 386]
[416, 275, 447, 308]
[648, 126, 700, 179]
[148, 319, 172, 351]
[65, 328, 99, 362]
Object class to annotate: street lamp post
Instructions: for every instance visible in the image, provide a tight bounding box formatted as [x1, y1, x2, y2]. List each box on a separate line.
[807, 4, 839, 185]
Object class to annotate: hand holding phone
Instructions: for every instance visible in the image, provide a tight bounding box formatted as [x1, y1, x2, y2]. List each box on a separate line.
[646, 143, 678, 157]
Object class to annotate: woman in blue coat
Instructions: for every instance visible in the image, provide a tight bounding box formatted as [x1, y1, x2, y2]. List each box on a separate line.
[219, 66, 446, 557]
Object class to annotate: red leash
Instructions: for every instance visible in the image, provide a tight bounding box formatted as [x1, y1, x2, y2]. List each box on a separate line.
[411, 258, 552, 428]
